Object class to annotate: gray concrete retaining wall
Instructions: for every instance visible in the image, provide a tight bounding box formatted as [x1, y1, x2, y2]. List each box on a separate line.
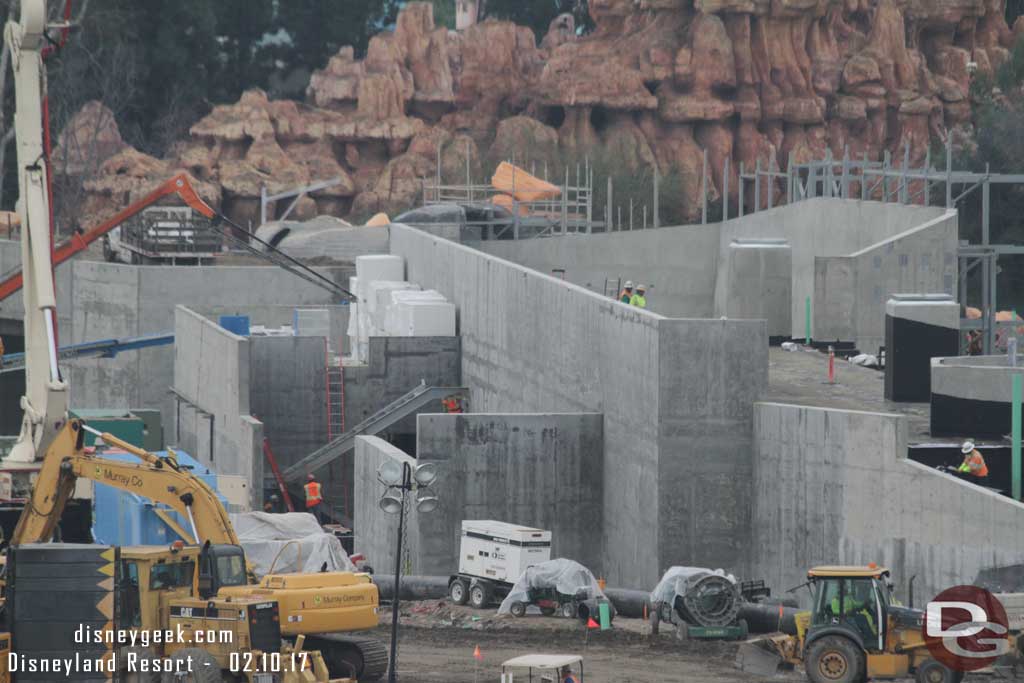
[814, 213, 958, 350]
[353, 436, 420, 574]
[478, 227, 721, 317]
[931, 356, 1024, 401]
[390, 224, 768, 586]
[250, 336, 329, 475]
[342, 336, 462, 432]
[414, 413, 605, 575]
[172, 306, 263, 506]
[752, 402, 1024, 603]
[475, 200, 956, 350]
[2, 260, 347, 432]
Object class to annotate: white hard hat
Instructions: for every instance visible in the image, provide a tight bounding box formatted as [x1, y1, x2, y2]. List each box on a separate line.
[961, 440, 975, 454]
[637, 284, 647, 291]
[624, 280, 634, 288]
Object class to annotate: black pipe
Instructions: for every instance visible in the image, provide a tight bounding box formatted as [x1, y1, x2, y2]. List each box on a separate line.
[738, 602, 802, 635]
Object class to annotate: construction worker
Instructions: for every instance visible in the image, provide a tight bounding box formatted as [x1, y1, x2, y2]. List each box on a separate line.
[304, 474, 324, 524]
[442, 395, 463, 413]
[263, 493, 281, 514]
[956, 440, 989, 485]
[619, 281, 634, 304]
[630, 284, 647, 309]
[560, 666, 577, 683]
[831, 581, 876, 637]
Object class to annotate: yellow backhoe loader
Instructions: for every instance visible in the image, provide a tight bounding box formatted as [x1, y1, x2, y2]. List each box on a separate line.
[736, 565, 1013, 683]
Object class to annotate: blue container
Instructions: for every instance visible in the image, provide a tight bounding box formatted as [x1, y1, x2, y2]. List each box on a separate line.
[219, 315, 250, 336]
[91, 449, 229, 546]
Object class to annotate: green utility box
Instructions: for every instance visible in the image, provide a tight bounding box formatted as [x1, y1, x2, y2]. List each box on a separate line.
[69, 409, 162, 451]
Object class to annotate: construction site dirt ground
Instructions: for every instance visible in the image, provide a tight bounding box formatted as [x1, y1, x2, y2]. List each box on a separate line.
[371, 600, 798, 683]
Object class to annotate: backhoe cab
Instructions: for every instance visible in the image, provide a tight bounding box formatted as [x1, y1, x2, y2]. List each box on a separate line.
[738, 565, 967, 683]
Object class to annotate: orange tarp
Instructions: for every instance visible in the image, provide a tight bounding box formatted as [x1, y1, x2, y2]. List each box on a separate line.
[365, 212, 390, 227]
[492, 194, 529, 216]
[491, 162, 561, 202]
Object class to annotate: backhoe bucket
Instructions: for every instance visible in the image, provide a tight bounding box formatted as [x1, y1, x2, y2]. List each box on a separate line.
[735, 640, 784, 676]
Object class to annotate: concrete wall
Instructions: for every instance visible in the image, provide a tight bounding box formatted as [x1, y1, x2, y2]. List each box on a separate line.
[353, 436, 420, 573]
[0, 260, 347, 426]
[476, 200, 956, 348]
[413, 413, 605, 575]
[390, 224, 768, 587]
[172, 306, 263, 506]
[342, 336, 462, 432]
[249, 336, 328, 474]
[478, 227, 721, 317]
[752, 402, 1024, 603]
[814, 212, 958, 350]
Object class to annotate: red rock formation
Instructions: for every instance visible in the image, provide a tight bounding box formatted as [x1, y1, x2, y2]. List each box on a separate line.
[61, 0, 1018, 228]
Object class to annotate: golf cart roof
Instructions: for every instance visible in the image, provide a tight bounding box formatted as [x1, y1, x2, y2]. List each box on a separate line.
[502, 655, 582, 670]
[809, 566, 890, 578]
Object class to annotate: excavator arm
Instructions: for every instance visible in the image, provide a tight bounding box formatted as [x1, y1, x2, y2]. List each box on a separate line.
[0, 173, 217, 303]
[11, 418, 239, 547]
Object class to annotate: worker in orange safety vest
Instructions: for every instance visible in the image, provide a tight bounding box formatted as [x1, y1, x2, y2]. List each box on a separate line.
[442, 395, 463, 413]
[956, 440, 990, 486]
[304, 474, 324, 523]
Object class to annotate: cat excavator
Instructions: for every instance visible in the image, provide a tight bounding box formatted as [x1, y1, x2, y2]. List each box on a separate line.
[0, 0, 384, 679]
[6, 420, 389, 681]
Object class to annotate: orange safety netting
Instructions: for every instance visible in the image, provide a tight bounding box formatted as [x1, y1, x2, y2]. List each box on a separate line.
[491, 162, 561, 203]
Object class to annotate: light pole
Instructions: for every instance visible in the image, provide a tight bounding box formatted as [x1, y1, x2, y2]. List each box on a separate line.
[378, 459, 439, 683]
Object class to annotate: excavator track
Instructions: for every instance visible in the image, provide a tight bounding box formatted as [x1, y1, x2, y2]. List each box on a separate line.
[303, 633, 388, 682]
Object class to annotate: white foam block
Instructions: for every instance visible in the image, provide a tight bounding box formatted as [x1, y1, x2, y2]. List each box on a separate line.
[356, 254, 404, 283]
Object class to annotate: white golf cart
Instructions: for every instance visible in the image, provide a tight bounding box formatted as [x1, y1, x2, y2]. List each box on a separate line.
[500, 654, 584, 683]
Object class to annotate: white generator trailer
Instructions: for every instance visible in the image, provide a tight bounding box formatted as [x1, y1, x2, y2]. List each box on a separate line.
[448, 520, 552, 608]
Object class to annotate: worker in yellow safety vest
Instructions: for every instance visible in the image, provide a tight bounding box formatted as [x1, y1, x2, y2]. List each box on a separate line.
[630, 284, 647, 309]
[956, 440, 989, 485]
[304, 474, 324, 524]
[831, 582, 876, 637]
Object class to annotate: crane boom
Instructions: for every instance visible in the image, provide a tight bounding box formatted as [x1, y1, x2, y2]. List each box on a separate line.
[0, 173, 217, 303]
[11, 418, 239, 546]
[5, 0, 66, 465]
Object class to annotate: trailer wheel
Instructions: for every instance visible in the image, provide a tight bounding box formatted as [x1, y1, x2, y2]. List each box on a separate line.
[560, 602, 577, 619]
[449, 579, 469, 605]
[469, 583, 491, 609]
[510, 602, 527, 618]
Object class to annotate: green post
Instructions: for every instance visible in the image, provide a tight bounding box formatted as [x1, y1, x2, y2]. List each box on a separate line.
[599, 601, 611, 630]
[1014, 373, 1022, 502]
[805, 297, 811, 345]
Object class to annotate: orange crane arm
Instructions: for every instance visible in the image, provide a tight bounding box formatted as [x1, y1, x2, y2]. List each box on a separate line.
[0, 173, 216, 303]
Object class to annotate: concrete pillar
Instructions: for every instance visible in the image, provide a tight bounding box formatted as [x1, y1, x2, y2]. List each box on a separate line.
[720, 239, 792, 341]
[884, 294, 960, 402]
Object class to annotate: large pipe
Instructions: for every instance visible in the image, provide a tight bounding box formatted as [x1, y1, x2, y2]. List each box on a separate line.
[738, 602, 801, 635]
[373, 575, 449, 601]
[372, 575, 799, 634]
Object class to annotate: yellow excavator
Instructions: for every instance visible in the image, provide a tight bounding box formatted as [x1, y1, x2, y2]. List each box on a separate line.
[0, 0, 385, 678]
[736, 565, 1014, 683]
[0, 1, 355, 681]
[6, 420, 388, 681]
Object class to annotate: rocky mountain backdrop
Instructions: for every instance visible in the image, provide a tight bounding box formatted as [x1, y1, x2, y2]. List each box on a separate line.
[56, 0, 1023, 229]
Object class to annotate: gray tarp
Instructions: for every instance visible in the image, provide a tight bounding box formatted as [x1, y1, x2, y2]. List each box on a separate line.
[230, 511, 355, 577]
[497, 558, 606, 615]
